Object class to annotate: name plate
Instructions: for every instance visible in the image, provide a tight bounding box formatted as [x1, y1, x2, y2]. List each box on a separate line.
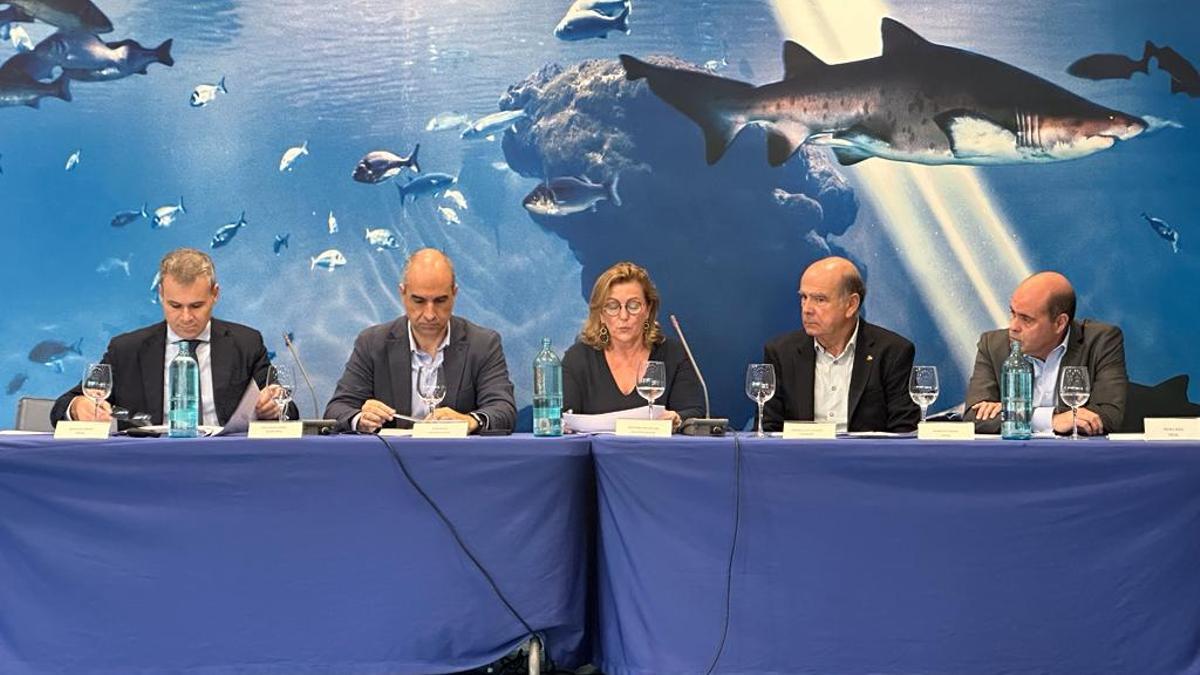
[378, 428, 414, 438]
[412, 420, 469, 438]
[918, 421, 976, 441]
[1144, 418, 1200, 441]
[783, 421, 837, 439]
[54, 421, 110, 440]
[249, 421, 304, 439]
[615, 419, 672, 437]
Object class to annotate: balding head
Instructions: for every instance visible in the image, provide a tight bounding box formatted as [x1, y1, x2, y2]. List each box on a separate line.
[1008, 271, 1075, 359]
[402, 248, 456, 289]
[799, 256, 866, 307]
[400, 248, 458, 350]
[798, 256, 865, 352]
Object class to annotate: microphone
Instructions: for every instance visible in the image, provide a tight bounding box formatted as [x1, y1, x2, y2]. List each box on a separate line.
[283, 331, 320, 419]
[669, 314, 728, 436]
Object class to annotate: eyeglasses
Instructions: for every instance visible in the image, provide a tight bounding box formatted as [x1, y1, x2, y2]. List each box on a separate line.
[601, 298, 645, 317]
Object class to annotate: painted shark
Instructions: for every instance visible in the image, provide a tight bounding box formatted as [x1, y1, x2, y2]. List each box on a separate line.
[619, 18, 1147, 167]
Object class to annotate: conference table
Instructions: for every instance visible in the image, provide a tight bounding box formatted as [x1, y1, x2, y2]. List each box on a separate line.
[5, 432, 1200, 675]
[0, 433, 593, 675]
[592, 434, 1200, 675]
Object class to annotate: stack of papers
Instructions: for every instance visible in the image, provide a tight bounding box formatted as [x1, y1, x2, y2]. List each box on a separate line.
[563, 406, 666, 433]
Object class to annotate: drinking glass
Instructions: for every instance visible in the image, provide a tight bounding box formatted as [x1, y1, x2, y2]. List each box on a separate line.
[1059, 366, 1091, 439]
[267, 364, 294, 422]
[418, 364, 447, 415]
[636, 361, 666, 419]
[908, 365, 939, 422]
[745, 363, 776, 437]
[82, 363, 112, 418]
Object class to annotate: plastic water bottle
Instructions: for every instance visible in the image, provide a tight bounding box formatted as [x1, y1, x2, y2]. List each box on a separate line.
[168, 340, 200, 438]
[1001, 340, 1033, 440]
[533, 338, 563, 437]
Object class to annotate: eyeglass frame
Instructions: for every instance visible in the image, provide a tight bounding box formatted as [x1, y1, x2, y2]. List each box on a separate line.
[601, 298, 647, 317]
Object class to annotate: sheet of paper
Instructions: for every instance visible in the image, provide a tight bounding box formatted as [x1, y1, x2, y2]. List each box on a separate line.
[564, 405, 666, 434]
[216, 380, 261, 436]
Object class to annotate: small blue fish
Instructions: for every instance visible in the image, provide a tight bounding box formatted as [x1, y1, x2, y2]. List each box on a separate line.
[211, 211, 248, 248]
[273, 232, 290, 255]
[1141, 212, 1181, 253]
[266, 349, 276, 361]
[28, 338, 83, 373]
[152, 196, 185, 228]
[396, 172, 456, 204]
[310, 249, 346, 271]
[111, 203, 148, 227]
[461, 110, 528, 141]
[190, 75, 226, 107]
[352, 146, 421, 183]
[554, 6, 630, 41]
[65, 148, 81, 171]
[6, 372, 28, 395]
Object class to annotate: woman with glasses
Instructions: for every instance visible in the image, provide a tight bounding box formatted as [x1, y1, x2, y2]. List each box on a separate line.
[562, 261, 704, 431]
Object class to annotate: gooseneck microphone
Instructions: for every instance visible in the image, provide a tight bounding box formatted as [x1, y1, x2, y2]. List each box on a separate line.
[669, 314, 728, 436]
[283, 331, 320, 418]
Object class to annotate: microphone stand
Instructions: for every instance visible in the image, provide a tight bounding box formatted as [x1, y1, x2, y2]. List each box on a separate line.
[670, 314, 728, 436]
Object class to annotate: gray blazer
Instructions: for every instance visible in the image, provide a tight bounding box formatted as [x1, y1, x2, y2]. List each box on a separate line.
[324, 315, 517, 432]
[964, 319, 1128, 434]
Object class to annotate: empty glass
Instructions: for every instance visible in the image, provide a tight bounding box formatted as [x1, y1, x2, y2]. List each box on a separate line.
[1059, 365, 1091, 439]
[418, 363, 447, 415]
[745, 363, 776, 437]
[267, 364, 294, 422]
[908, 365, 939, 422]
[81, 363, 112, 419]
[636, 361, 666, 419]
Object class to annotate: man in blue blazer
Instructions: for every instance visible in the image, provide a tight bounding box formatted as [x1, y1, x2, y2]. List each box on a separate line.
[324, 248, 517, 433]
[762, 256, 920, 433]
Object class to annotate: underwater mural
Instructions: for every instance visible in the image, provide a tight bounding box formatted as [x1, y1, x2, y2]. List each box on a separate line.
[1, 0, 1197, 429]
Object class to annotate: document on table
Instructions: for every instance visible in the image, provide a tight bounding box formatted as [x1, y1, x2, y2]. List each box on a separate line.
[564, 405, 666, 433]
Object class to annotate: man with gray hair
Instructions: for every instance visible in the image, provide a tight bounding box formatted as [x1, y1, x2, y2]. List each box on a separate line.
[762, 256, 920, 433]
[51, 247, 291, 426]
[325, 248, 517, 433]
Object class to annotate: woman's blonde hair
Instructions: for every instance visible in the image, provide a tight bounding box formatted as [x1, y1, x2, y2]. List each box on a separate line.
[580, 261, 664, 350]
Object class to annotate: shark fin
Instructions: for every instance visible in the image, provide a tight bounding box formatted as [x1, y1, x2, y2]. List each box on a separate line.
[934, 110, 1015, 158]
[880, 18, 933, 54]
[782, 41, 827, 79]
[619, 54, 755, 165]
[832, 147, 872, 166]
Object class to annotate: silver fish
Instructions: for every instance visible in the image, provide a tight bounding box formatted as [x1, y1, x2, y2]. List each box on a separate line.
[64, 148, 80, 170]
[438, 206, 461, 225]
[364, 227, 403, 251]
[1141, 212, 1181, 253]
[425, 111, 470, 132]
[327, 210, 338, 234]
[443, 189, 468, 210]
[190, 76, 226, 107]
[461, 110, 528, 141]
[152, 196, 185, 228]
[7, 0, 112, 33]
[310, 249, 346, 271]
[522, 175, 621, 216]
[566, 0, 630, 17]
[396, 172, 456, 204]
[279, 140, 308, 172]
[554, 6, 630, 42]
[352, 146, 421, 183]
[59, 37, 173, 82]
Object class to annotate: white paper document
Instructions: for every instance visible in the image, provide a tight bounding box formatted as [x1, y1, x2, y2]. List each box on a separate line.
[564, 405, 666, 433]
[216, 380, 262, 436]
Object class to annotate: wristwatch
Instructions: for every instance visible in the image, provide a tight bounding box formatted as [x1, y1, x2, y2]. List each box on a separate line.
[468, 412, 487, 432]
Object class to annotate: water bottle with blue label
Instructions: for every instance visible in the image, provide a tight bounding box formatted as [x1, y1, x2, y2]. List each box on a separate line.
[168, 341, 200, 438]
[533, 338, 563, 437]
[1001, 340, 1033, 440]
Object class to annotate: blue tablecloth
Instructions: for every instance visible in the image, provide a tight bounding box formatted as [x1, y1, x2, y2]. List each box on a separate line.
[0, 433, 592, 674]
[592, 435, 1200, 675]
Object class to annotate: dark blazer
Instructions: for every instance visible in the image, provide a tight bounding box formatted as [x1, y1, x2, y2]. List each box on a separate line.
[964, 319, 1128, 434]
[50, 319, 283, 426]
[324, 315, 517, 432]
[762, 319, 920, 433]
[561, 337, 706, 420]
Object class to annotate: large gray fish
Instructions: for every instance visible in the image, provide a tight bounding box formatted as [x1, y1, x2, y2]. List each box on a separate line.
[522, 175, 621, 216]
[57, 37, 174, 82]
[461, 110, 528, 140]
[396, 172, 456, 204]
[620, 18, 1147, 167]
[352, 146, 421, 183]
[210, 211, 247, 248]
[554, 6, 630, 42]
[6, 371, 28, 395]
[8, 0, 112, 33]
[0, 56, 70, 108]
[28, 337, 82, 373]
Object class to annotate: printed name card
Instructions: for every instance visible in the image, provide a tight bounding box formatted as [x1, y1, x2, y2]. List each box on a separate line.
[249, 421, 304, 439]
[412, 420, 469, 438]
[918, 421, 976, 441]
[378, 428, 414, 438]
[1143, 418, 1200, 441]
[615, 419, 672, 437]
[54, 421, 111, 440]
[782, 421, 837, 439]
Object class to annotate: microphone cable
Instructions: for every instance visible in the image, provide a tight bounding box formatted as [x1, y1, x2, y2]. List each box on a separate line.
[703, 431, 744, 675]
[283, 332, 320, 417]
[372, 433, 552, 671]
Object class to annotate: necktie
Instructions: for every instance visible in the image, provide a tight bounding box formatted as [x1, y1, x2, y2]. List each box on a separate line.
[181, 339, 205, 425]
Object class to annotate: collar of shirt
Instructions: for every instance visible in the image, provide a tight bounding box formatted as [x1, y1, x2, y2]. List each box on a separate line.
[1028, 327, 1071, 408]
[407, 320, 451, 361]
[408, 320, 451, 418]
[814, 321, 860, 365]
[166, 322, 212, 346]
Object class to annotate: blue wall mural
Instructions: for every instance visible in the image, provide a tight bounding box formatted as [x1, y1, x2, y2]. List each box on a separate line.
[2, 0, 1196, 429]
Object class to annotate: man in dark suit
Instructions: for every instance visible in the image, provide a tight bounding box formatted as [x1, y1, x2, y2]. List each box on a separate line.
[324, 248, 516, 433]
[965, 271, 1127, 435]
[51, 248, 290, 426]
[762, 256, 920, 433]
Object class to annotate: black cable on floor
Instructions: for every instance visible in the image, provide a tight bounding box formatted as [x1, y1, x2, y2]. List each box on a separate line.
[703, 431, 743, 675]
[372, 433, 551, 671]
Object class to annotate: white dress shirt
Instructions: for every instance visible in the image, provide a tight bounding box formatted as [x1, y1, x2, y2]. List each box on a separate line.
[813, 323, 859, 433]
[408, 322, 450, 419]
[164, 323, 217, 426]
[1028, 328, 1071, 433]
